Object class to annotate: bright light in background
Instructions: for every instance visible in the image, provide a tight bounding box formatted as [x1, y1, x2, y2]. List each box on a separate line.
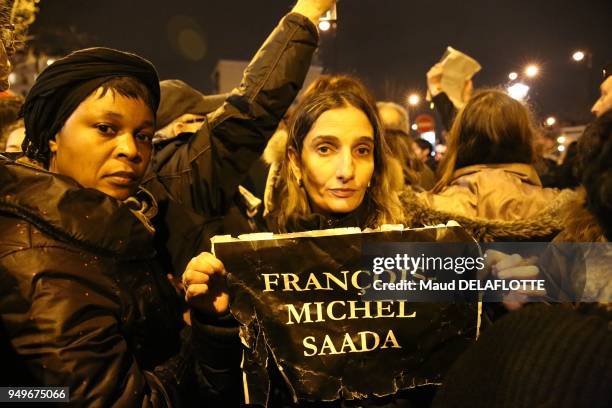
[525, 64, 539, 78]
[507, 82, 530, 101]
[508, 72, 518, 81]
[408, 93, 420, 106]
[46, 58, 56, 66]
[421, 131, 436, 147]
[8, 72, 16, 84]
[411, 123, 418, 131]
[558, 145, 565, 152]
[572, 51, 585, 62]
[545, 116, 556, 126]
[557, 136, 566, 144]
[318, 20, 331, 31]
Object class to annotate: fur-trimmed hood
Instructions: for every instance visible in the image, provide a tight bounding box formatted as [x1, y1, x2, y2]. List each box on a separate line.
[401, 187, 578, 242]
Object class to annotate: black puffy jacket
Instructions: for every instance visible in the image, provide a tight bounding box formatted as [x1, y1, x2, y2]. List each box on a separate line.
[0, 158, 197, 406]
[0, 158, 246, 406]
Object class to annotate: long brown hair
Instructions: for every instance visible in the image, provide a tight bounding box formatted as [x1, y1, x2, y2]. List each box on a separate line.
[434, 89, 537, 192]
[269, 76, 404, 231]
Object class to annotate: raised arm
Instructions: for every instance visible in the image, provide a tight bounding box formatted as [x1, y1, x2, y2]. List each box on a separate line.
[145, 1, 335, 217]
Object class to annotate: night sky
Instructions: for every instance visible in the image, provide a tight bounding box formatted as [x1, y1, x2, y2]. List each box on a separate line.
[31, 0, 612, 124]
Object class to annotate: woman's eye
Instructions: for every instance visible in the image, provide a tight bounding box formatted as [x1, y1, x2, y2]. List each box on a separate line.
[96, 124, 115, 135]
[355, 146, 372, 156]
[316, 145, 333, 155]
[135, 133, 153, 142]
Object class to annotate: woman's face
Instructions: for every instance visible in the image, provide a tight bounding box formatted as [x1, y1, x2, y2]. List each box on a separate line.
[290, 104, 375, 216]
[49, 88, 154, 200]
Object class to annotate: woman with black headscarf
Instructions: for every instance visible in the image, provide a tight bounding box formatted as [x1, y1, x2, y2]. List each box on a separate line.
[0, 1, 332, 404]
[0, 47, 196, 405]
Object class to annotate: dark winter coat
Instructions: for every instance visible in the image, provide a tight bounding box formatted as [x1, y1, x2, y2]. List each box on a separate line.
[0, 157, 247, 406]
[0, 158, 192, 406]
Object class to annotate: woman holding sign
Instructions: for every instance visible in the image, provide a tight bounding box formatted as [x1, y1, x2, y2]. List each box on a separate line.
[182, 77, 449, 406]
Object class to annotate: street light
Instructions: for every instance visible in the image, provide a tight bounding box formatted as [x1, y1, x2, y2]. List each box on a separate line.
[508, 72, 518, 81]
[525, 64, 539, 78]
[507, 82, 529, 101]
[571, 49, 593, 69]
[545, 116, 556, 126]
[318, 20, 331, 31]
[557, 136, 566, 144]
[408, 93, 420, 106]
[572, 51, 585, 62]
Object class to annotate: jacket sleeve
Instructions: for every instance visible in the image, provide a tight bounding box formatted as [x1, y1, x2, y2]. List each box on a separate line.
[190, 311, 243, 406]
[0, 247, 188, 407]
[144, 12, 319, 217]
[431, 92, 457, 133]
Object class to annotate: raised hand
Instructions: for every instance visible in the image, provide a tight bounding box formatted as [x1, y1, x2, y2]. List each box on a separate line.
[292, 0, 336, 25]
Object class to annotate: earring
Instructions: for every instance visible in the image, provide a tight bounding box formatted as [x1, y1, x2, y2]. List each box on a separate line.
[367, 181, 371, 188]
[298, 177, 304, 187]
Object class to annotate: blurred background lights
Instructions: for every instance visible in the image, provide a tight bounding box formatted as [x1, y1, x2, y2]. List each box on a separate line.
[572, 51, 585, 62]
[507, 82, 530, 101]
[525, 64, 539, 77]
[318, 20, 331, 31]
[407, 93, 420, 106]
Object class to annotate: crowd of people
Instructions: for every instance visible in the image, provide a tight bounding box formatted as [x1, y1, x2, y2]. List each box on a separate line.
[0, 0, 610, 406]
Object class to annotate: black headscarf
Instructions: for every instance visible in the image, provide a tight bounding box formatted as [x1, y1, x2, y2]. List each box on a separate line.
[21, 47, 160, 165]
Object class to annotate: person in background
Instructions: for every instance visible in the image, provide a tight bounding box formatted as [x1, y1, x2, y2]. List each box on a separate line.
[554, 140, 580, 189]
[377, 100, 435, 190]
[542, 110, 612, 302]
[377, 100, 409, 131]
[432, 113, 612, 408]
[426, 62, 474, 132]
[412, 137, 433, 163]
[150, 78, 264, 235]
[420, 89, 561, 221]
[153, 79, 227, 145]
[140, 0, 327, 274]
[0, 92, 23, 151]
[412, 137, 439, 173]
[533, 129, 562, 187]
[591, 61, 612, 117]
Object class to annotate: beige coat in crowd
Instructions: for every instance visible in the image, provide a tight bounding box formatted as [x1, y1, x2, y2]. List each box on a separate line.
[419, 163, 560, 221]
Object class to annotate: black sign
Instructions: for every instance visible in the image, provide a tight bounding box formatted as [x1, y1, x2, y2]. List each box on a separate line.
[213, 226, 481, 405]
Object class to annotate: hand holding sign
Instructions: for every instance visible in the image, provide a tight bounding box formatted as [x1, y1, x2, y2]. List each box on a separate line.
[183, 252, 230, 316]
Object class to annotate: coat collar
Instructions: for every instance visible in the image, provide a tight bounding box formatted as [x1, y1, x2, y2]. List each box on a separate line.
[401, 187, 577, 242]
[451, 163, 543, 186]
[0, 156, 156, 259]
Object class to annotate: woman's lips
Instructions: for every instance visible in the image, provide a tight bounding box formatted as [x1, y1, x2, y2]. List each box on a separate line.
[105, 172, 138, 187]
[328, 188, 357, 198]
